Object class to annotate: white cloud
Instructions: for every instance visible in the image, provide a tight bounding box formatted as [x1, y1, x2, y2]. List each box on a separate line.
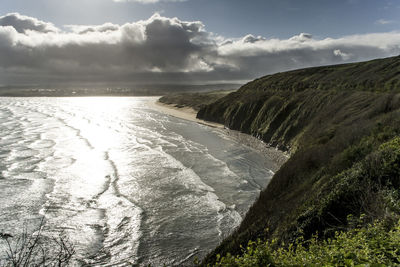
[65, 23, 120, 34]
[242, 34, 266, 43]
[333, 49, 351, 60]
[289, 33, 313, 42]
[0, 13, 400, 84]
[216, 31, 400, 76]
[375, 19, 395, 25]
[0, 13, 59, 33]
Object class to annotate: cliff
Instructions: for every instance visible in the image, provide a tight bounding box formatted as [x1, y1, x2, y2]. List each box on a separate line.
[198, 56, 400, 265]
[158, 90, 234, 111]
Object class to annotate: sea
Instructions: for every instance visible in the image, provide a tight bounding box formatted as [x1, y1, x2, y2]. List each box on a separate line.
[0, 97, 275, 266]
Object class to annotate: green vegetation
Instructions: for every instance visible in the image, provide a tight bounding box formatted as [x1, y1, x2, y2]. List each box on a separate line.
[159, 90, 234, 111]
[197, 56, 400, 265]
[215, 219, 400, 266]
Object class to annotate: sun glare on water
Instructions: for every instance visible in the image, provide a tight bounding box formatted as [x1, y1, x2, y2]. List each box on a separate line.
[64, 97, 138, 151]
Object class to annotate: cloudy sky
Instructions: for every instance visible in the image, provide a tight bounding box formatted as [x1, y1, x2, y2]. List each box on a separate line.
[0, 0, 400, 85]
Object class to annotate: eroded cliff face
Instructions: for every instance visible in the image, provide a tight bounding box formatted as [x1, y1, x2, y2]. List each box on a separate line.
[198, 56, 400, 265]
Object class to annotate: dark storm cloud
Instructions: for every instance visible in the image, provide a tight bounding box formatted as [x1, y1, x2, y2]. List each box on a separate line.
[0, 13, 215, 84]
[0, 13, 400, 85]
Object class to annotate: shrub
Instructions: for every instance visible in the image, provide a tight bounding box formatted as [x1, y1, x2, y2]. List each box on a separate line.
[214, 219, 400, 266]
[0, 218, 75, 267]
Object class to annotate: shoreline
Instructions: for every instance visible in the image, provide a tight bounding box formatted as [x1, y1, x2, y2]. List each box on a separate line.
[148, 98, 224, 128]
[148, 97, 289, 171]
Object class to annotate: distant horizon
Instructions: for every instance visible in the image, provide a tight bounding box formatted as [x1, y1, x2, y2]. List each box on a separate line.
[0, 82, 244, 89]
[2, 54, 400, 88]
[0, 82, 242, 97]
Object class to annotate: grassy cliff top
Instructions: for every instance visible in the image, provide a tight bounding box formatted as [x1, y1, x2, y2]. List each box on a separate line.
[241, 55, 400, 94]
[158, 90, 234, 111]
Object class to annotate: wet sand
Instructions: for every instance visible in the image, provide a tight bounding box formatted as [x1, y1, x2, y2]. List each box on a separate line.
[148, 97, 289, 171]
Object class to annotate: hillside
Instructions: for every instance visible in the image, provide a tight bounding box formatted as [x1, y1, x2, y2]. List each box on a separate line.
[197, 56, 400, 265]
[158, 90, 234, 111]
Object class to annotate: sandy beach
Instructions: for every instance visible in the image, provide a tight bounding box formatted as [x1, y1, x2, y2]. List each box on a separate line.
[148, 97, 289, 171]
[147, 97, 224, 128]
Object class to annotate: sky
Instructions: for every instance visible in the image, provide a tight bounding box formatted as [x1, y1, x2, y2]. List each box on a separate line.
[0, 0, 399, 85]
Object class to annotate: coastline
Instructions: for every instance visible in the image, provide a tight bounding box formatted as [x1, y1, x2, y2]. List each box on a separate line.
[148, 97, 224, 128]
[148, 97, 289, 171]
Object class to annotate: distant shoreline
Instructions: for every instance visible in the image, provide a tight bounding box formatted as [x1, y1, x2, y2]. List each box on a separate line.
[0, 83, 242, 98]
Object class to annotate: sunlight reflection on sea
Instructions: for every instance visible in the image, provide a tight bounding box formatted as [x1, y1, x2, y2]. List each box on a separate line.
[0, 97, 274, 266]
